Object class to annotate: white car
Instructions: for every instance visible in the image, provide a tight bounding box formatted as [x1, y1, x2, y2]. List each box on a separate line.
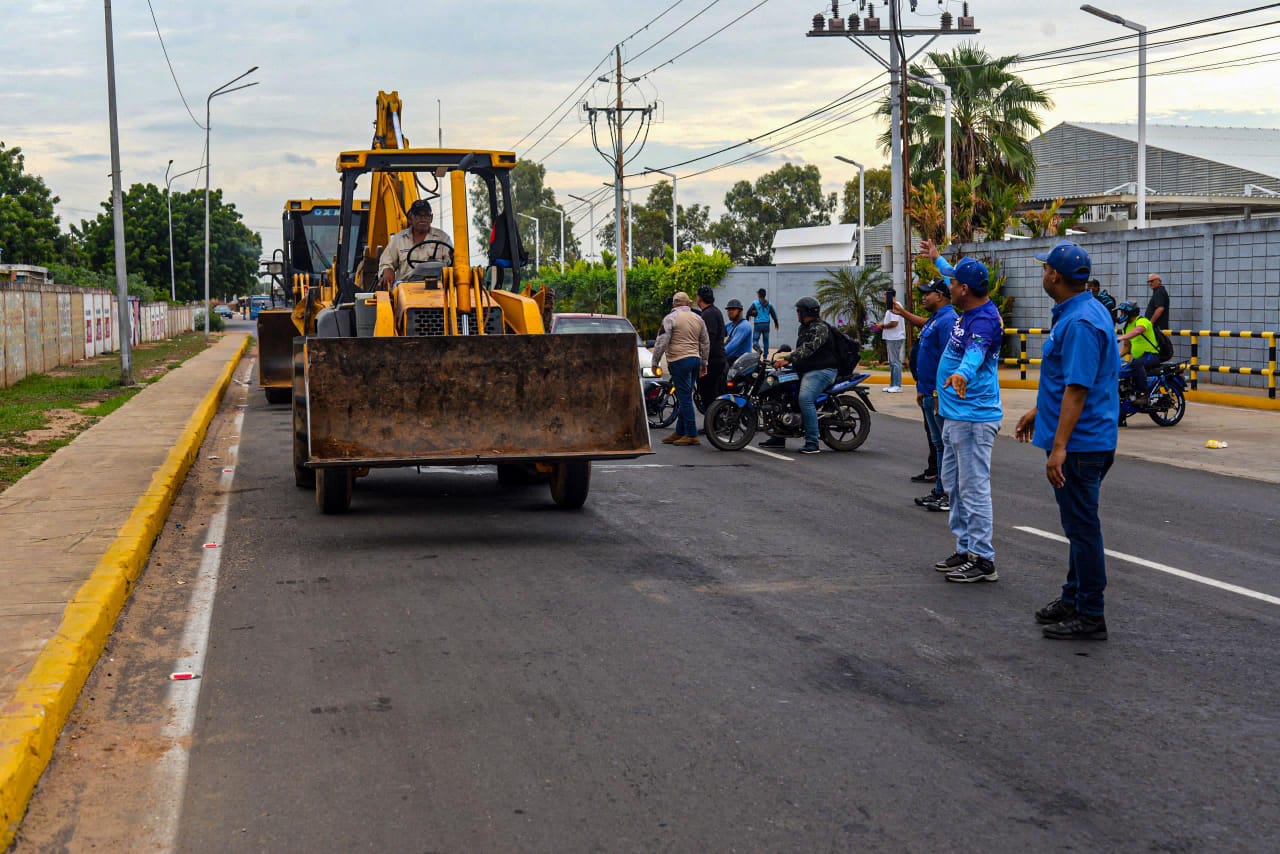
[549, 313, 658, 377]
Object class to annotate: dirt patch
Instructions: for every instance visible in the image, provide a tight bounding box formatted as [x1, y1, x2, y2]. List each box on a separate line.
[10, 408, 91, 448]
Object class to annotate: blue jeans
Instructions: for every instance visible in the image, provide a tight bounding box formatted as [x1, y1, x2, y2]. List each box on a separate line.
[940, 419, 1000, 561]
[669, 356, 701, 437]
[885, 338, 904, 387]
[1121, 352, 1162, 393]
[799, 368, 837, 446]
[752, 323, 772, 357]
[920, 396, 945, 497]
[1052, 450, 1114, 617]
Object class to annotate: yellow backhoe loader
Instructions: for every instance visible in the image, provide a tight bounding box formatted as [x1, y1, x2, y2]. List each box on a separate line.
[257, 198, 370, 403]
[291, 146, 650, 513]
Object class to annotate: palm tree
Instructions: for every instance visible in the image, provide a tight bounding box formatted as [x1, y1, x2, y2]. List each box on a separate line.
[814, 266, 891, 341]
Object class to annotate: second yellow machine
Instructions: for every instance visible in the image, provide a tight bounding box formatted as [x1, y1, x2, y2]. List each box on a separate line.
[292, 147, 650, 513]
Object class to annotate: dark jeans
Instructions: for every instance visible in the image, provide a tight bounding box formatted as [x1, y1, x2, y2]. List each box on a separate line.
[752, 323, 772, 357]
[669, 356, 701, 438]
[1052, 450, 1115, 617]
[919, 396, 944, 496]
[1124, 353, 1162, 394]
[697, 359, 726, 424]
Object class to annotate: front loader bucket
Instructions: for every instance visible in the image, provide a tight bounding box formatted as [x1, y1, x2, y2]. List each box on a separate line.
[302, 333, 651, 467]
[258, 309, 299, 393]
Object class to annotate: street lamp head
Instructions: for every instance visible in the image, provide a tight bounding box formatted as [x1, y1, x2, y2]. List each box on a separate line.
[1080, 4, 1124, 25]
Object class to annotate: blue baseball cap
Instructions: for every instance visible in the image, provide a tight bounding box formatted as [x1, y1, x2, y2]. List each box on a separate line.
[953, 257, 989, 293]
[1035, 241, 1092, 281]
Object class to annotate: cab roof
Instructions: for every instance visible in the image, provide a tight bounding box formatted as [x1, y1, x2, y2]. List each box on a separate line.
[335, 149, 517, 173]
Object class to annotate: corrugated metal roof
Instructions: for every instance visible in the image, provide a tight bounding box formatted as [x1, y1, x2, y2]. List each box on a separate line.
[772, 224, 858, 248]
[1068, 122, 1280, 181]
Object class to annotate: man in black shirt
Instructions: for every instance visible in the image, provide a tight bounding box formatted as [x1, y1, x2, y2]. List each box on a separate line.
[1144, 273, 1170, 332]
[695, 286, 727, 424]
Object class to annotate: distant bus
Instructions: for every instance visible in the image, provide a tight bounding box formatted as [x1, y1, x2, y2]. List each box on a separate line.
[249, 295, 271, 319]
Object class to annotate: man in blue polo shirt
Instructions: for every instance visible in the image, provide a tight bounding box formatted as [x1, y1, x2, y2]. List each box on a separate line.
[892, 278, 956, 510]
[1015, 241, 1120, 640]
[922, 243, 1004, 583]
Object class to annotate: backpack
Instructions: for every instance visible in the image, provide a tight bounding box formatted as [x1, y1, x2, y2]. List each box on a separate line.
[825, 322, 861, 377]
[1142, 322, 1174, 362]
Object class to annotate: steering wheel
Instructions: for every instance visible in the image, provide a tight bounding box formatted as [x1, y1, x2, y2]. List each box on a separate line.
[405, 239, 453, 268]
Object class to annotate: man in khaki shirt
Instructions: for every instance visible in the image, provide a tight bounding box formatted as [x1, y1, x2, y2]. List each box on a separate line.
[378, 199, 454, 288]
[651, 291, 709, 445]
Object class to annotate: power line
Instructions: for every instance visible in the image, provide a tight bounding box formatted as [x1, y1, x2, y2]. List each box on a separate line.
[634, 0, 775, 80]
[1042, 45, 1280, 91]
[510, 51, 614, 151]
[620, 0, 690, 45]
[146, 0, 206, 130]
[625, 0, 726, 66]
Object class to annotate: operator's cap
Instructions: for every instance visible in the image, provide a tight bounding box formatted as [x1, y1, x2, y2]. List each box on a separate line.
[917, 278, 951, 299]
[726, 298, 743, 310]
[671, 291, 691, 305]
[953, 257, 989, 293]
[1035, 241, 1091, 282]
[408, 199, 433, 215]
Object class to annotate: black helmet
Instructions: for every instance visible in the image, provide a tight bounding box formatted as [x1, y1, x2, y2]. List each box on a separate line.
[725, 298, 743, 310]
[795, 296, 820, 317]
[696, 285, 715, 303]
[1114, 301, 1140, 323]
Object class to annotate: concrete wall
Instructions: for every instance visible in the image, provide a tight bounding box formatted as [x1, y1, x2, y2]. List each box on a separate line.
[717, 264, 875, 348]
[953, 218, 1280, 389]
[0, 284, 198, 388]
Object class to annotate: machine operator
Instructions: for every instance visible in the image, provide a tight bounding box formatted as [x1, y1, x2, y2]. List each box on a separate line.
[377, 199, 454, 288]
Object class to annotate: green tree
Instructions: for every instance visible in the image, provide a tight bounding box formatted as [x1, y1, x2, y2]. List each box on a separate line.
[840, 164, 892, 228]
[71, 184, 260, 301]
[599, 181, 712, 262]
[0, 142, 64, 265]
[814, 266, 891, 341]
[709, 163, 837, 265]
[468, 160, 581, 266]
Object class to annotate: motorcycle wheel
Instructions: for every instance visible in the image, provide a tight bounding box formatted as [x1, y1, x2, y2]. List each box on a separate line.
[648, 387, 677, 428]
[1147, 382, 1186, 426]
[820, 393, 872, 451]
[704, 398, 757, 451]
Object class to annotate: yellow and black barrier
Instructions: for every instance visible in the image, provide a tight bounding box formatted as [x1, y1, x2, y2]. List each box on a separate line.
[1004, 327, 1277, 399]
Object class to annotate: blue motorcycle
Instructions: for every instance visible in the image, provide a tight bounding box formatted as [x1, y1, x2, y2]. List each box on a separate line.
[1119, 362, 1187, 427]
[704, 351, 874, 451]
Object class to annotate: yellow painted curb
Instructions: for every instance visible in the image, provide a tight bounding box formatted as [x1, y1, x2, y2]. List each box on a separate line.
[0, 335, 250, 847]
[1185, 390, 1280, 412]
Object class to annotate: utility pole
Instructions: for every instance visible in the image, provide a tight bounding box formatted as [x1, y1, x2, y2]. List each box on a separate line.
[583, 48, 655, 317]
[808, 1, 976, 294]
[103, 0, 132, 384]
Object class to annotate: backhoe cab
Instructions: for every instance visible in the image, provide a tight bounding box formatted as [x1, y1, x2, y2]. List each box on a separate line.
[292, 148, 651, 514]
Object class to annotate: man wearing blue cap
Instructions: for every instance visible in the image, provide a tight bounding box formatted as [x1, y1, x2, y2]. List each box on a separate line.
[921, 240, 1004, 583]
[1016, 241, 1120, 640]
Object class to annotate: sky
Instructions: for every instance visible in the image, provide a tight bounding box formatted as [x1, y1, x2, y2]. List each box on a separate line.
[5, 0, 1280, 269]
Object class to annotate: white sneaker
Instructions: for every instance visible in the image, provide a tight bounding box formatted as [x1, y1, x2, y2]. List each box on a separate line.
[884, 386, 902, 393]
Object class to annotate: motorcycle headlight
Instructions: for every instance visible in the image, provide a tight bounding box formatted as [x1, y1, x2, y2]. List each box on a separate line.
[641, 366, 662, 378]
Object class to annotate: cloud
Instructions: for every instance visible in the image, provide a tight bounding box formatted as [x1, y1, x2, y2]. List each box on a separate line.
[61, 153, 109, 164]
[282, 153, 316, 167]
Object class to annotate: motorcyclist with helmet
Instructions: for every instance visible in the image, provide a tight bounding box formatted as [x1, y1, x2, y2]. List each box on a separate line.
[1115, 300, 1161, 403]
[724, 299, 754, 361]
[761, 296, 837, 454]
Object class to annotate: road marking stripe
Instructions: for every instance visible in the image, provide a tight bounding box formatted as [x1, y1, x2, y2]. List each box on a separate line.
[148, 380, 247, 849]
[1014, 526, 1280, 607]
[745, 445, 793, 462]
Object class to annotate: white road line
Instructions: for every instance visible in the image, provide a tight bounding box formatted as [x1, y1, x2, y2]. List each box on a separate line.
[147, 387, 246, 849]
[745, 445, 793, 462]
[1014, 525, 1280, 607]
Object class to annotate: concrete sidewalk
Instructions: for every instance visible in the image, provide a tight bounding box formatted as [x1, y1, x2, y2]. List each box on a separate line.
[0, 332, 249, 845]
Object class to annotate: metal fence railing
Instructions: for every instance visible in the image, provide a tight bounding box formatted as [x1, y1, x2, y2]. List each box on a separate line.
[1001, 327, 1278, 399]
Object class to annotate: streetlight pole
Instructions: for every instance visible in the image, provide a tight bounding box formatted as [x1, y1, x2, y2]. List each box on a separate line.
[1082, 4, 1146, 229]
[835, 156, 865, 267]
[567, 193, 596, 262]
[540, 204, 565, 273]
[646, 168, 678, 256]
[204, 66, 258, 340]
[517, 212, 540, 271]
[907, 74, 952, 245]
[626, 188, 634, 268]
[103, 0, 132, 384]
[166, 161, 205, 302]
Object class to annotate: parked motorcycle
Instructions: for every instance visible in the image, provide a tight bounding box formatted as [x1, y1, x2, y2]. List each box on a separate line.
[1119, 362, 1187, 426]
[643, 372, 705, 429]
[703, 351, 874, 451]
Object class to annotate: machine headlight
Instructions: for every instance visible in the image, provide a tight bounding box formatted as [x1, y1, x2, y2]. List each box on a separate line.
[641, 366, 662, 378]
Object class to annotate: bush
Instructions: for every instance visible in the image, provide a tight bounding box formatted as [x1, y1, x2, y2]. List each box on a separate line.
[193, 310, 226, 332]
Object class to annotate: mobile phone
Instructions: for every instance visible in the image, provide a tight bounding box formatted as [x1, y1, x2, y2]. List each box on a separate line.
[885, 289, 896, 310]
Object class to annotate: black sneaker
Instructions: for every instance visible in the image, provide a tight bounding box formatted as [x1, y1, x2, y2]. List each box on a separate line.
[914, 493, 935, 507]
[1035, 598, 1077, 625]
[800, 443, 821, 454]
[759, 437, 787, 448]
[925, 493, 950, 512]
[1043, 614, 1107, 640]
[910, 470, 937, 483]
[933, 551, 969, 572]
[945, 557, 998, 583]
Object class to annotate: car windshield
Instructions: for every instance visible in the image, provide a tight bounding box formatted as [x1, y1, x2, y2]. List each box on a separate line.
[554, 317, 636, 336]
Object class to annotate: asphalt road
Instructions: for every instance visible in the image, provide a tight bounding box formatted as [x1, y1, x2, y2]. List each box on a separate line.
[18, 376, 1280, 852]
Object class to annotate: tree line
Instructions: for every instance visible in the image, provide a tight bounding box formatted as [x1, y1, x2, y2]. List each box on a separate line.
[0, 141, 261, 301]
